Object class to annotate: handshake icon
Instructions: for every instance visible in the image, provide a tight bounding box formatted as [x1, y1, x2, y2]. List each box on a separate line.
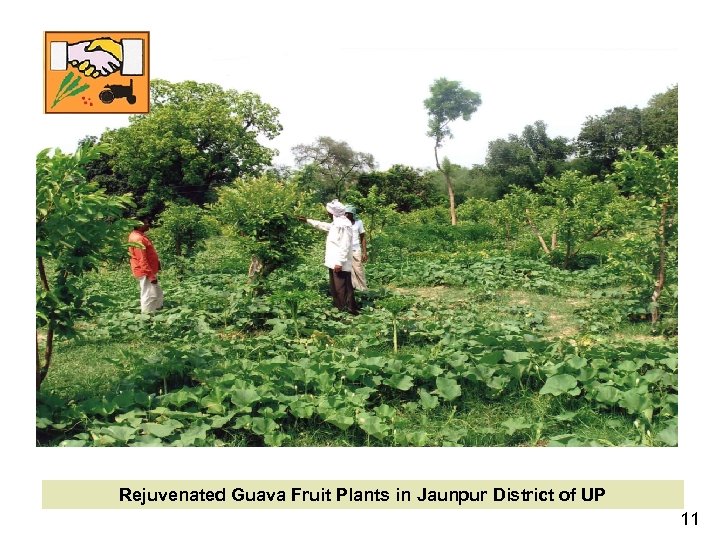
[50, 37, 144, 78]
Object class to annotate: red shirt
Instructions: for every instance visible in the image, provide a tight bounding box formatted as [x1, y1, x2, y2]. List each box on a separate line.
[128, 230, 160, 281]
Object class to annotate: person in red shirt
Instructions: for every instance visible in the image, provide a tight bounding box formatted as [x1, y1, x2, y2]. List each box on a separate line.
[128, 217, 163, 314]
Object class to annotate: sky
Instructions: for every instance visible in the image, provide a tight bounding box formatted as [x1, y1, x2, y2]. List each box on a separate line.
[34, 5, 677, 171]
[4, 1, 720, 539]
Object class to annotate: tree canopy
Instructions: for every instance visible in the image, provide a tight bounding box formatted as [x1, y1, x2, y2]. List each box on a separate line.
[292, 136, 375, 202]
[575, 85, 677, 177]
[483, 120, 571, 195]
[356, 164, 440, 212]
[101, 79, 282, 217]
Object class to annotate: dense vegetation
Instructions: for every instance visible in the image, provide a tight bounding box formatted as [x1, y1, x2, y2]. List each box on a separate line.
[36, 80, 678, 447]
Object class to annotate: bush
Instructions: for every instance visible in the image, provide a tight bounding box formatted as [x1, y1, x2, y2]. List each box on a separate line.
[154, 202, 214, 262]
[212, 175, 316, 276]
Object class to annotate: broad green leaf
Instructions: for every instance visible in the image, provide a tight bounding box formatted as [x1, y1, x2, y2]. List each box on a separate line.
[478, 350, 503, 365]
[539, 374, 578, 396]
[397, 430, 428, 446]
[98, 425, 137, 444]
[210, 413, 237, 429]
[503, 350, 531, 363]
[356, 413, 389, 439]
[251, 417, 278, 435]
[289, 400, 314, 419]
[620, 390, 652, 414]
[435, 377, 462, 401]
[386, 373, 413, 391]
[130, 435, 164, 447]
[324, 412, 354, 431]
[139, 422, 176, 438]
[660, 353, 678, 371]
[565, 355, 587, 370]
[36, 417, 53, 429]
[617, 360, 637, 372]
[594, 385, 622, 404]
[264, 432, 290, 447]
[231, 387, 261, 408]
[179, 423, 210, 445]
[418, 388, 439, 410]
[59, 439, 88, 447]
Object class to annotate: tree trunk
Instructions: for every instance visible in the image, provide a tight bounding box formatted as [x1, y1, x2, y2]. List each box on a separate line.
[37, 257, 52, 389]
[434, 145, 457, 225]
[651, 202, 669, 324]
[524, 209, 550, 254]
[446, 176, 457, 226]
[551, 232, 557, 251]
[248, 255, 264, 281]
[37, 326, 54, 390]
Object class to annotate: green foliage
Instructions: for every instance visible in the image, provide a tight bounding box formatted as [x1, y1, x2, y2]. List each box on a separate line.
[37, 233, 677, 447]
[576, 106, 644, 176]
[292, 136, 375, 201]
[212, 175, 315, 275]
[575, 87, 677, 177]
[396, 205, 448, 226]
[539, 171, 627, 268]
[483, 120, 571, 194]
[608, 147, 678, 323]
[104, 79, 282, 215]
[36, 146, 133, 387]
[424, 78, 482, 144]
[641, 86, 678, 152]
[153, 203, 214, 277]
[357, 165, 440, 212]
[351, 185, 399, 240]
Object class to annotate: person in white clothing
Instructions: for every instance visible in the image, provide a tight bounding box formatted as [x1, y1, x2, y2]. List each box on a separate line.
[343, 204, 368, 291]
[298, 199, 358, 314]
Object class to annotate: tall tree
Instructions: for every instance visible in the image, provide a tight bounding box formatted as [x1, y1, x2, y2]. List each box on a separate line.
[104, 79, 282, 217]
[575, 106, 644, 177]
[483, 121, 570, 196]
[424, 78, 481, 225]
[292, 136, 375, 201]
[642, 85, 678, 152]
[611, 147, 677, 323]
[36, 146, 133, 388]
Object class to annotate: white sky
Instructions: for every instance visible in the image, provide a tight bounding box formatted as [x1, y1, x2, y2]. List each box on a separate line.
[3, 1, 720, 539]
[34, 3, 677, 171]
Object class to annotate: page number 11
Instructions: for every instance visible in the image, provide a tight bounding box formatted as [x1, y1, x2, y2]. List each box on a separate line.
[681, 512, 698, 526]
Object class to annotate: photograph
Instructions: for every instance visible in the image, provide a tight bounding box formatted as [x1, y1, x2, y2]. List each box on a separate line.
[36, 27, 678, 452]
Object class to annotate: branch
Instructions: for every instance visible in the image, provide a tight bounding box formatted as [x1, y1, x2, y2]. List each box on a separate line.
[524, 209, 550, 254]
[37, 257, 50, 292]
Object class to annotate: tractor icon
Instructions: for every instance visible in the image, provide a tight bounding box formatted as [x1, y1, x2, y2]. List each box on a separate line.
[99, 79, 137, 105]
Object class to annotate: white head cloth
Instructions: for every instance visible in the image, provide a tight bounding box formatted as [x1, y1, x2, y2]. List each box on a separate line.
[326, 199, 347, 217]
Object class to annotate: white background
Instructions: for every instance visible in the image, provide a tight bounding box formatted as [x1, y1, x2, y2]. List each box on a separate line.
[1, 1, 716, 537]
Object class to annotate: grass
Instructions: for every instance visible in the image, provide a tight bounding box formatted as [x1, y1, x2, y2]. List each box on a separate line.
[42, 340, 162, 402]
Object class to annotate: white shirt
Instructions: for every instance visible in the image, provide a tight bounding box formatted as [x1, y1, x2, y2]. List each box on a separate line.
[351, 219, 365, 252]
[307, 217, 353, 271]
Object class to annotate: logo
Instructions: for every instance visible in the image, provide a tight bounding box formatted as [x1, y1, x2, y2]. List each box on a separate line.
[44, 31, 150, 114]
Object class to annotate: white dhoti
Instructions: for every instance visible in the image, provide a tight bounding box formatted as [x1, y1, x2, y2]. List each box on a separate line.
[138, 276, 164, 314]
[351, 250, 368, 291]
